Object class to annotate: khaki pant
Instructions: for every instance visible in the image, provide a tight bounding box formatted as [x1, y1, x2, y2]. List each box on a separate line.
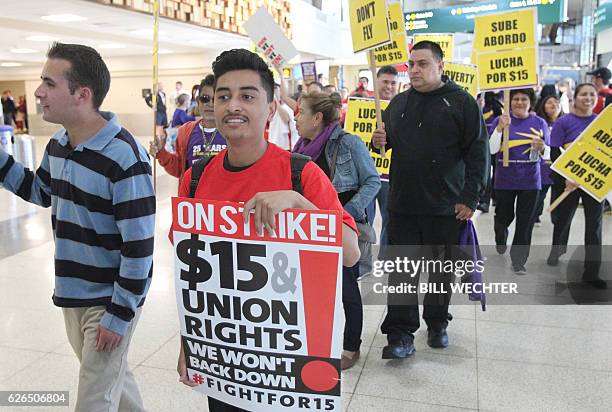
[63, 306, 145, 412]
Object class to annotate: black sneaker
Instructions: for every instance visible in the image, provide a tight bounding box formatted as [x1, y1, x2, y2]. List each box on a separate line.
[583, 278, 608, 290]
[496, 244, 507, 254]
[513, 264, 527, 275]
[382, 334, 415, 359]
[427, 328, 449, 348]
[547, 254, 559, 266]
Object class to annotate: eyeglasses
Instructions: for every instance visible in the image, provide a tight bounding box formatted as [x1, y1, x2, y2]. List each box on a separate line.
[198, 95, 213, 104]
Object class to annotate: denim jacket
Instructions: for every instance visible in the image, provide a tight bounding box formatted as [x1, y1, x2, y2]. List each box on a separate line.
[324, 124, 381, 222]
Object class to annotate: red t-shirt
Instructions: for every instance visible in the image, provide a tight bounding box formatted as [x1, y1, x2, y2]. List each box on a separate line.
[177, 143, 357, 233]
[594, 88, 612, 114]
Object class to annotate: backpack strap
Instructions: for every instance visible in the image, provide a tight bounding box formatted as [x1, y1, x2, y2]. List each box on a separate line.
[189, 156, 213, 198]
[289, 153, 310, 196]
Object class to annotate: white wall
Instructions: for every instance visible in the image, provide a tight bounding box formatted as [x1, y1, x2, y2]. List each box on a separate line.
[6, 51, 220, 136]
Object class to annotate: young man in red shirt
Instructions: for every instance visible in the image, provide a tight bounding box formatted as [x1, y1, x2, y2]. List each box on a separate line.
[588, 67, 612, 114]
[175, 49, 360, 411]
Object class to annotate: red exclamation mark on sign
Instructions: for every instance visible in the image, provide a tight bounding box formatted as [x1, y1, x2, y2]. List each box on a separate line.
[328, 214, 336, 243]
[299, 250, 340, 392]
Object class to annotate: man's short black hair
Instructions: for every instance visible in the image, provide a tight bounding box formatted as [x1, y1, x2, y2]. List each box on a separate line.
[212, 49, 274, 103]
[47, 42, 110, 110]
[412, 40, 444, 61]
[377, 65, 398, 77]
[200, 74, 215, 90]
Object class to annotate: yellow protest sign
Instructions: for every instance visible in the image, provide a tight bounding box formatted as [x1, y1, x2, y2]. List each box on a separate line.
[345, 98, 391, 180]
[552, 141, 612, 202]
[473, 8, 537, 53]
[574, 105, 612, 157]
[413, 34, 455, 61]
[368, 31, 408, 66]
[477, 47, 538, 91]
[387, 1, 404, 34]
[443, 63, 478, 97]
[473, 8, 538, 91]
[349, 0, 391, 53]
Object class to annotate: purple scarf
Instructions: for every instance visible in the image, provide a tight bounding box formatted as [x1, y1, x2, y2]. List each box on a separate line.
[293, 122, 339, 161]
[459, 220, 486, 311]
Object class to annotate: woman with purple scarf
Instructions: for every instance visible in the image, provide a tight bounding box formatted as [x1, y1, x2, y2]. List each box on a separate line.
[294, 92, 380, 370]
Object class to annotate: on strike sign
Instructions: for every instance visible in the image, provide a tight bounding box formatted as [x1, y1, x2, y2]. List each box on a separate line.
[172, 198, 344, 411]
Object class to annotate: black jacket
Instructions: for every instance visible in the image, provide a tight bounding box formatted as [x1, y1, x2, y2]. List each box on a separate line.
[145, 91, 167, 114]
[381, 77, 489, 216]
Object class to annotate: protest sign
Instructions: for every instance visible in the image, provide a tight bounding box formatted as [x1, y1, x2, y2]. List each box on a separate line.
[413, 33, 455, 61]
[172, 198, 344, 411]
[367, 0, 408, 66]
[473, 8, 537, 53]
[551, 106, 612, 202]
[348, 0, 391, 53]
[473, 8, 538, 91]
[368, 31, 408, 66]
[345, 98, 391, 180]
[301, 62, 317, 86]
[387, 0, 404, 34]
[473, 8, 538, 166]
[476, 47, 538, 90]
[573, 105, 612, 158]
[551, 142, 611, 201]
[443, 62, 478, 97]
[243, 7, 299, 68]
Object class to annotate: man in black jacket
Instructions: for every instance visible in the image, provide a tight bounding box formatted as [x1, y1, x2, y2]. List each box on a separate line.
[372, 41, 489, 359]
[144, 82, 168, 128]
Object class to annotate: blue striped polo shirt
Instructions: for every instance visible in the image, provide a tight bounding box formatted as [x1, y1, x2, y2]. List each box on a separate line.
[0, 112, 155, 335]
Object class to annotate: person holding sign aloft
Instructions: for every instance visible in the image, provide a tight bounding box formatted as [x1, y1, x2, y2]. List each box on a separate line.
[371, 41, 489, 358]
[489, 88, 550, 274]
[174, 49, 361, 411]
[547, 83, 607, 289]
[293, 91, 380, 370]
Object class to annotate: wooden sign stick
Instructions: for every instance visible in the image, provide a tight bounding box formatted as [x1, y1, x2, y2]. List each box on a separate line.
[547, 189, 572, 213]
[502, 89, 510, 167]
[368, 49, 385, 158]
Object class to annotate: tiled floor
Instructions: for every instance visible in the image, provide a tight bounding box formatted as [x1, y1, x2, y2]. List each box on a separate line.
[0, 135, 611, 411]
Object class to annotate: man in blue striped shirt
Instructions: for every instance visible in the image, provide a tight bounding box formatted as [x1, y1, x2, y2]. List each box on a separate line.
[0, 43, 154, 411]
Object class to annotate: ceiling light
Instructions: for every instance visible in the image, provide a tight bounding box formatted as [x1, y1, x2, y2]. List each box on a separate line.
[26, 35, 58, 42]
[41, 14, 87, 23]
[155, 49, 174, 54]
[98, 43, 126, 49]
[1, 62, 24, 67]
[10, 48, 38, 54]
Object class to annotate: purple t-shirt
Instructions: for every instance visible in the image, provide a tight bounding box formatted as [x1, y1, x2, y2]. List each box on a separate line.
[171, 109, 196, 127]
[549, 113, 597, 148]
[492, 113, 550, 191]
[185, 125, 227, 167]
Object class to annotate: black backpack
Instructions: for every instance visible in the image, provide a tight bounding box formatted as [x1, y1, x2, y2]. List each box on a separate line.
[188, 153, 311, 198]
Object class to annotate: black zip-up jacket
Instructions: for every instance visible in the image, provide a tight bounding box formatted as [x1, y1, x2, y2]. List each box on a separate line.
[380, 77, 489, 216]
